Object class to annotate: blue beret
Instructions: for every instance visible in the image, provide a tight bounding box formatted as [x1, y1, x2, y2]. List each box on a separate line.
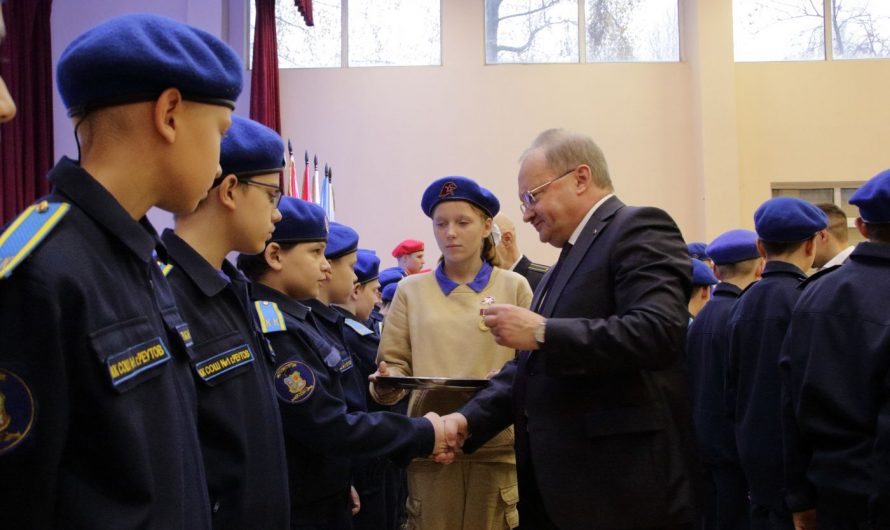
[421, 176, 500, 218]
[381, 282, 399, 304]
[706, 229, 760, 265]
[378, 266, 407, 289]
[220, 116, 284, 178]
[687, 242, 709, 261]
[691, 258, 718, 287]
[325, 222, 359, 260]
[354, 249, 380, 284]
[754, 197, 828, 242]
[57, 14, 242, 117]
[272, 197, 327, 243]
[850, 169, 890, 223]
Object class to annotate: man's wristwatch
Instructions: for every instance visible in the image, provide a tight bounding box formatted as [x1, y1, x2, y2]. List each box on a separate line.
[533, 319, 547, 345]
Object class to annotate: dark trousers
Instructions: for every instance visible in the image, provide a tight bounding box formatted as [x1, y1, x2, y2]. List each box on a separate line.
[700, 462, 750, 530]
[749, 503, 793, 530]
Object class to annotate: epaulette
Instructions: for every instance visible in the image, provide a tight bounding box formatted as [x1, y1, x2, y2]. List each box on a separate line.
[799, 264, 841, 290]
[528, 262, 550, 274]
[0, 201, 71, 279]
[254, 300, 287, 333]
[344, 318, 374, 336]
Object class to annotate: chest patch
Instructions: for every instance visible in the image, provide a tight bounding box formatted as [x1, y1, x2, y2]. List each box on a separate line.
[105, 337, 171, 390]
[195, 344, 254, 383]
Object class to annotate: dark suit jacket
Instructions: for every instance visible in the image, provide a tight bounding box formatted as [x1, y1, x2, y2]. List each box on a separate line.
[460, 196, 698, 530]
[513, 254, 549, 292]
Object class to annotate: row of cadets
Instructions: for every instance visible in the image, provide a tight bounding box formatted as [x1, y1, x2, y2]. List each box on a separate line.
[725, 197, 829, 529]
[159, 115, 289, 529]
[687, 230, 763, 530]
[236, 197, 451, 529]
[781, 170, 890, 528]
[368, 266, 408, 336]
[0, 14, 242, 528]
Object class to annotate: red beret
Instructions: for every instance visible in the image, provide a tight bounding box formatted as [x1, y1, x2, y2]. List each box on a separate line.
[392, 239, 424, 258]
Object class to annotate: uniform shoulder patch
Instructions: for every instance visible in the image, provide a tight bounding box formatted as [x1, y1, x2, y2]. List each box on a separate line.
[255, 301, 287, 333]
[0, 369, 36, 455]
[344, 318, 374, 336]
[274, 360, 316, 404]
[527, 262, 550, 273]
[0, 201, 71, 279]
[156, 260, 173, 277]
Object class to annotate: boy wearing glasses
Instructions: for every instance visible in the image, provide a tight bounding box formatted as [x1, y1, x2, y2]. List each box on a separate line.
[160, 115, 289, 530]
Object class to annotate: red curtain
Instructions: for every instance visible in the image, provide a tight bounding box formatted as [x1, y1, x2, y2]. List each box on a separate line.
[0, 0, 53, 225]
[250, 0, 281, 134]
[296, 0, 314, 27]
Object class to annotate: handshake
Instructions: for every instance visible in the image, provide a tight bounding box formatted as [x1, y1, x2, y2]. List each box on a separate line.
[421, 412, 470, 464]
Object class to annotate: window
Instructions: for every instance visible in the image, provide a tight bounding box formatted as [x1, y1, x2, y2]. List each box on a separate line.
[734, 0, 890, 62]
[249, 0, 441, 69]
[485, 0, 679, 64]
[772, 182, 867, 243]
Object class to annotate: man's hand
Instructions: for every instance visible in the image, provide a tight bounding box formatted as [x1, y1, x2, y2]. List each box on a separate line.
[793, 509, 816, 530]
[482, 304, 544, 351]
[350, 485, 361, 515]
[443, 413, 469, 452]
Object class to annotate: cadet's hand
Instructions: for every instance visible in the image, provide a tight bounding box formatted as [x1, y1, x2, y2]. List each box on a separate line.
[350, 485, 361, 515]
[792, 509, 816, 530]
[424, 412, 454, 464]
[482, 304, 544, 351]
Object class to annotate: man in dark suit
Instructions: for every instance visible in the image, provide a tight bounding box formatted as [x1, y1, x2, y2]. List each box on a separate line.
[494, 213, 550, 291]
[439, 129, 698, 530]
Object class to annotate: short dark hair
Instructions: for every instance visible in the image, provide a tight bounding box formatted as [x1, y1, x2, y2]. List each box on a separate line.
[866, 222, 890, 244]
[236, 242, 297, 281]
[715, 256, 760, 281]
[816, 203, 848, 243]
[760, 238, 809, 258]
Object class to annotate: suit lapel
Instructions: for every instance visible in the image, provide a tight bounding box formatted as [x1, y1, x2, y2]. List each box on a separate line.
[539, 196, 624, 317]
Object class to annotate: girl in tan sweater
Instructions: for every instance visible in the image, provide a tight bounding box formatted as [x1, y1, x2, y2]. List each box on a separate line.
[371, 176, 533, 530]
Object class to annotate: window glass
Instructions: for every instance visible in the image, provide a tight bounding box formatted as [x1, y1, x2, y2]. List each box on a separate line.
[832, 0, 890, 60]
[733, 0, 825, 62]
[348, 0, 441, 67]
[485, 0, 580, 64]
[585, 0, 679, 62]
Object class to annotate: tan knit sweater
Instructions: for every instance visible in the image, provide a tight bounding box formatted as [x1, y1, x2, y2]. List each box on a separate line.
[372, 266, 533, 463]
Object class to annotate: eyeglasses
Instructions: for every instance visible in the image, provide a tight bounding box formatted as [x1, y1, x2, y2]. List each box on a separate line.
[519, 167, 576, 214]
[237, 178, 282, 208]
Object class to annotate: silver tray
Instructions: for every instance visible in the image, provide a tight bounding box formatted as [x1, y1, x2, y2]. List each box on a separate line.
[376, 376, 490, 391]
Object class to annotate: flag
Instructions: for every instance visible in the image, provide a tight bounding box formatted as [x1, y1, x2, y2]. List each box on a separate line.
[312, 155, 321, 206]
[322, 165, 335, 221]
[320, 163, 329, 216]
[286, 140, 299, 197]
[301, 150, 311, 202]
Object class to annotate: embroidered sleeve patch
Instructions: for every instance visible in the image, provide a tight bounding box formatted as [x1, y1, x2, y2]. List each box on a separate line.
[0, 369, 36, 455]
[106, 337, 171, 390]
[195, 345, 254, 383]
[0, 201, 70, 279]
[275, 361, 316, 404]
[255, 301, 287, 333]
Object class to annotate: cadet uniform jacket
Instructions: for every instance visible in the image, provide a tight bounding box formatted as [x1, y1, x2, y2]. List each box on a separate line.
[513, 254, 549, 292]
[781, 242, 890, 524]
[458, 197, 698, 530]
[0, 158, 210, 529]
[161, 231, 289, 530]
[373, 265, 532, 464]
[726, 260, 807, 512]
[251, 283, 434, 526]
[687, 282, 744, 465]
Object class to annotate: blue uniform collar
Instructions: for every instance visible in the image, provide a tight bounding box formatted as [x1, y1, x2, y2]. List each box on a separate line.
[762, 260, 807, 280]
[850, 241, 890, 263]
[251, 282, 310, 320]
[712, 282, 743, 298]
[49, 156, 160, 262]
[302, 297, 343, 325]
[161, 229, 232, 297]
[434, 260, 493, 295]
